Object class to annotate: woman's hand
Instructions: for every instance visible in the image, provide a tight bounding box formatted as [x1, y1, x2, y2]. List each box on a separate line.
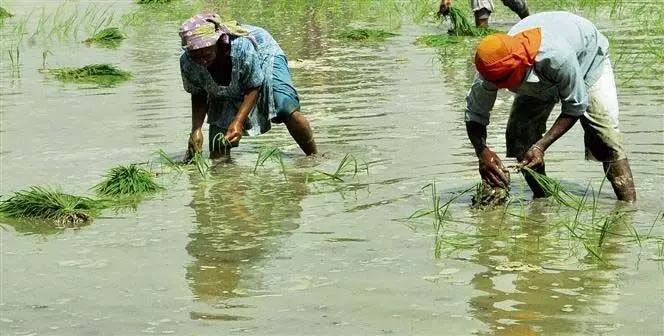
[185, 129, 204, 163]
[224, 121, 243, 144]
[439, 0, 453, 16]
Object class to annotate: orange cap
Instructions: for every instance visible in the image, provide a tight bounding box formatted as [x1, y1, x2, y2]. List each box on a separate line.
[474, 28, 542, 89]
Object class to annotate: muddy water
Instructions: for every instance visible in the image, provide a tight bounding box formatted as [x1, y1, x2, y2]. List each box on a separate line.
[1, 1, 662, 335]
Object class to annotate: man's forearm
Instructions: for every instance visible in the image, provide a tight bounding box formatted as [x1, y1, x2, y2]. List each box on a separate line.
[466, 121, 488, 156]
[232, 88, 259, 126]
[535, 114, 579, 150]
[191, 94, 207, 132]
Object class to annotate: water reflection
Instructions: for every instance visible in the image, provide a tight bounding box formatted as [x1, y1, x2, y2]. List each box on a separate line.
[466, 202, 632, 335]
[184, 164, 308, 307]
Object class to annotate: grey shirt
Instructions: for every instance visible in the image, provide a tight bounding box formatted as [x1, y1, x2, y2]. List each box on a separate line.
[465, 11, 610, 126]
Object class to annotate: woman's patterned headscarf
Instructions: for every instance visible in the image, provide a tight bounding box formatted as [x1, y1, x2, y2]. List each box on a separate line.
[179, 11, 255, 51]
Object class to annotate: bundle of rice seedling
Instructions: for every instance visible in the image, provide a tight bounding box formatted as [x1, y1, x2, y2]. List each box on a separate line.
[521, 167, 583, 209]
[0, 186, 102, 226]
[49, 64, 132, 87]
[93, 164, 164, 197]
[446, 6, 475, 36]
[471, 179, 510, 209]
[83, 27, 126, 48]
[336, 28, 399, 42]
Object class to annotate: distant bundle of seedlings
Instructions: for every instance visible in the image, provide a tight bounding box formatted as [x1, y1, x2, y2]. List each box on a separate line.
[443, 6, 499, 37]
[48, 64, 132, 86]
[83, 27, 126, 48]
[0, 6, 13, 20]
[93, 164, 164, 198]
[336, 28, 399, 42]
[0, 186, 103, 227]
[445, 6, 475, 36]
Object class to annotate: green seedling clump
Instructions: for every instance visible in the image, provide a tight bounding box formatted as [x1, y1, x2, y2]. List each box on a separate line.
[471, 179, 510, 209]
[336, 28, 399, 42]
[48, 64, 132, 87]
[0, 186, 102, 227]
[93, 164, 164, 197]
[0, 6, 13, 20]
[83, 27, 126, 48]
[443, 6, 501, 37]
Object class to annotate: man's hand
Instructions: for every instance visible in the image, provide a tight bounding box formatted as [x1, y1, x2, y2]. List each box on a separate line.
[479, 148, 510, 188]
[438, 0, 453, 16]
[519, 144, 545, 169]
[224, 121, 243, 144]
[185, 128, 203, 162]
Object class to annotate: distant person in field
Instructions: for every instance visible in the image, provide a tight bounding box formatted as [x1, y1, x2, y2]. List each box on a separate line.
[463, 11, 636, 202]
[178, 11, 317, 161]
[438, 0, 530, 27]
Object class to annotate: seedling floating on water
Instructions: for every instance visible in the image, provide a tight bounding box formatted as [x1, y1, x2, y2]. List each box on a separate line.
[45, 64, 132, 87]
[0, 186, 103, 227]
[83, 27, 126, 48]
[336, 28, 399, 42]
[93, 164, 164, 198]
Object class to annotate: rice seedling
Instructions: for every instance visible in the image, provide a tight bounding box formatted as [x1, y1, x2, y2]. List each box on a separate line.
[92, 164, 164, 198]
[83, 27, 126, 48]
[253, 147, 287, 180]
[156, 149, 184, 173]
[336, 28, 399, 42]
[46, 64, 132, 87]
[0, 186, 104, 227]
[520, 167, 584, 210]
[311, 154, 368, 182]
[189, 152, 211, 179]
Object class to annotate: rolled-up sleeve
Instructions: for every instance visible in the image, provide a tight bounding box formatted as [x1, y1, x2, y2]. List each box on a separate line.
[542, 56, 588, 117]
[465, 74, 498, 126]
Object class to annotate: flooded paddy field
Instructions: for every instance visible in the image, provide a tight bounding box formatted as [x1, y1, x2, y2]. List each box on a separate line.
[0, 0, 662, 335]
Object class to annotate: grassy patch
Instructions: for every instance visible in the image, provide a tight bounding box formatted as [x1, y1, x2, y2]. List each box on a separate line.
[416, 34, 463, 47]
[137, 0, 175, 4]
[47, 64, 132, 87]
[336, 28, 399, 42]
[93, 164, 164, 198]
[0, 187, 103, 227]
[83, 27, 126, 48]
